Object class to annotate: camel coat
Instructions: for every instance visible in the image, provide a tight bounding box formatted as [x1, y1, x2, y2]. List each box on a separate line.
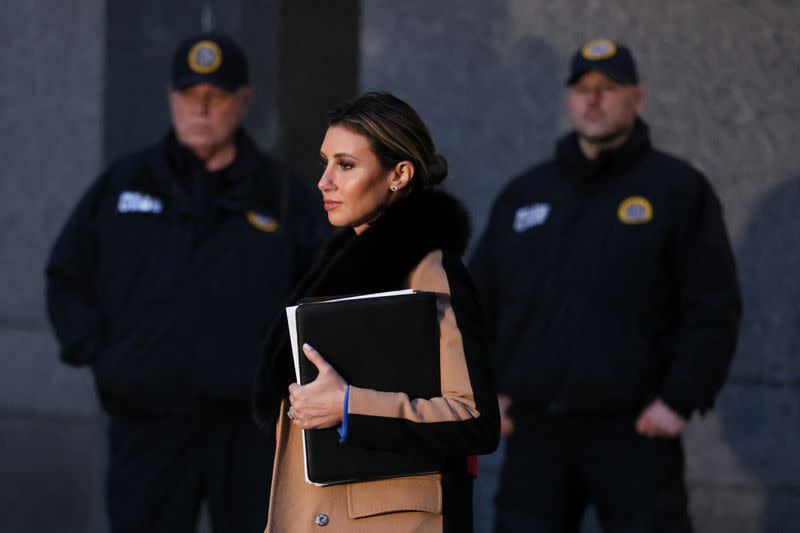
[254, 190, 500, 532]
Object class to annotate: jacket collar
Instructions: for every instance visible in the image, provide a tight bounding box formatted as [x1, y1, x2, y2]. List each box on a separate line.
[555, 117, 652, 181]
[294, 188, 471, 299]
[135, 129, 282, 217]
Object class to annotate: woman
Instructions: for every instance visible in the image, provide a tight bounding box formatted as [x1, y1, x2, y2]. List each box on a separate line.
[254, 91, 499, 532]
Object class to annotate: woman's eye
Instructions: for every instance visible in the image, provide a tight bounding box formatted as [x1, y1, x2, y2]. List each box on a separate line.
[338, 161, 354, 170]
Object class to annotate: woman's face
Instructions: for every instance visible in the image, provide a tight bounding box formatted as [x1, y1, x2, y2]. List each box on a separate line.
[318, 125, 395, 234]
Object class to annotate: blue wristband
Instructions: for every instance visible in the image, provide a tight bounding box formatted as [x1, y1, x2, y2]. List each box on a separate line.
[337, 385, 351, 443]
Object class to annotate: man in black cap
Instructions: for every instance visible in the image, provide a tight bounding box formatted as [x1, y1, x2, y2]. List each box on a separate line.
[470, 38, 742, 532]
[46, 32, 328, 533]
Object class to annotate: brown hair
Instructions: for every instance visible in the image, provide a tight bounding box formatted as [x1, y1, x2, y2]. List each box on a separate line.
[326, 91, 448, 189]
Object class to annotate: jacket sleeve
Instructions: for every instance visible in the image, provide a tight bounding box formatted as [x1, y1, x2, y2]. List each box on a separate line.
[343, 251, 500, 456]
[659, 172, 742, 418]
[45, 176, 107, 366]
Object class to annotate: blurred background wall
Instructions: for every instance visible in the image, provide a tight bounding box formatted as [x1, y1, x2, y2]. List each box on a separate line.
[1, 1, 798, 531]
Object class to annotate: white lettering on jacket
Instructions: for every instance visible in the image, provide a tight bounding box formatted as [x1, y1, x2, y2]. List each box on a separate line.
[117, 191, 163, 214]
[513, 203, 550, 232]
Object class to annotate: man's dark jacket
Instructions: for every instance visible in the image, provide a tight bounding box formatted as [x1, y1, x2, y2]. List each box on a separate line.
[469, 119, 742, 419]
[46, 130, 327, 418]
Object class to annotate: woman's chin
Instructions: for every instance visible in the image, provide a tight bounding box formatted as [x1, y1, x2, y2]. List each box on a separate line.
[326, 213, 349, 228]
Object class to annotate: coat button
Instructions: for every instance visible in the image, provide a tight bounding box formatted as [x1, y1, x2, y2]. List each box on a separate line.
[315, 513, 329, 526]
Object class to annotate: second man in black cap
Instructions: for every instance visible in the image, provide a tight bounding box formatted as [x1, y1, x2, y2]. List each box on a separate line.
[470, 38, 741, 532]
[46, 32, 328, 533]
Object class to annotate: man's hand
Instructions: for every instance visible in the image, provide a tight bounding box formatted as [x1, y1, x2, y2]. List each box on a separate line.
[288, 343, 348, 429]
[635, 398, 687, 438]
[498, 394, 515, 438]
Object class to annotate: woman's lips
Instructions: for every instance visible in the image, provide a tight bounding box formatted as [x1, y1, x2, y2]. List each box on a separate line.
[323, 200, 341, 211]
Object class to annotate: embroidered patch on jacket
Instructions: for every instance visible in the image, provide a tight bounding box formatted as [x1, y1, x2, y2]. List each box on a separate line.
[617, 196, 653, 224]
[117, 191, 163, 214]
[513, 203, 551, 232]
[188, 40, 222, 74]
[246, 211, 279, 232]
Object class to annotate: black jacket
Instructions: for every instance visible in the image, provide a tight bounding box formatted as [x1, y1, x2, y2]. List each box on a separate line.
[469, 119, 742, 418]
[46, 130, 328, 418]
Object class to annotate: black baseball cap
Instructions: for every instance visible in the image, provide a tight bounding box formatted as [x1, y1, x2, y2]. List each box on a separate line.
[171, 31, 249, 91]
[567, 38, 638, 86]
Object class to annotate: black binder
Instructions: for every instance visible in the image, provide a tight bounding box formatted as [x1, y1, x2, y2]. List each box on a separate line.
[289, 290, 443, 485]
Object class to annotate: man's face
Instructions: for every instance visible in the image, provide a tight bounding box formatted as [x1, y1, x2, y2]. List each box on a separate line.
[566, 70, 643, 144]
[168, 83, 251, 154]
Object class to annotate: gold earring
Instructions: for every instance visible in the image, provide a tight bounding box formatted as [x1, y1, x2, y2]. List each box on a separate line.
[390, 185, 398, 192]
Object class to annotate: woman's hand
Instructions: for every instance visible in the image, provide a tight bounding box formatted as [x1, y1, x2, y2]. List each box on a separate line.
[288, 343, 348, 429]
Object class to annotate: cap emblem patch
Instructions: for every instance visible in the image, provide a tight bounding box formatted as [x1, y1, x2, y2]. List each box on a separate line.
[188, 40, 223, 74]
[617, 196, 653, 224]
[582, 39, 617, 61]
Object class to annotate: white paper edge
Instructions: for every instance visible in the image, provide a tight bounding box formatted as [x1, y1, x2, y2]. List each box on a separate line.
[313, 288, 415, 304]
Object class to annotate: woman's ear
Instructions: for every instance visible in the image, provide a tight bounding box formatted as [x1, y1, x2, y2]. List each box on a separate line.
[388, 161, 415, 192]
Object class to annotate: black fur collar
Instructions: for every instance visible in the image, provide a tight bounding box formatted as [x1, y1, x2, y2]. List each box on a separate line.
[296, 188, 470, 299]
[253, 188, 470, 429]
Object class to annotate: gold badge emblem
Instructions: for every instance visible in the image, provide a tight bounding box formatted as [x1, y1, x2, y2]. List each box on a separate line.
[582, 39, 617, 61]
[188, 40, 222, 74]
[617, 196, 653, 224]
[246, 211, 279, 233]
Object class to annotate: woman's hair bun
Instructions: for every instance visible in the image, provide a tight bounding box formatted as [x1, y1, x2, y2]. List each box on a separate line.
[427, 154, 449, 186]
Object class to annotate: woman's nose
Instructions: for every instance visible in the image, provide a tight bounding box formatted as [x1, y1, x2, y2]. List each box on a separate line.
[318, 166, 334, 192]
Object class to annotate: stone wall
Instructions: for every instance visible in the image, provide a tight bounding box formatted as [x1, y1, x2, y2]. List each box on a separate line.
[1, 1, 106, 531]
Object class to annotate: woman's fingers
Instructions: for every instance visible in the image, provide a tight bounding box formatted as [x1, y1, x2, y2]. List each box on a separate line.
[285, 344, 347, 429]
[287, 400, 334, 429]
[303, 343, 332, 373]
[287, 383, 342, 429]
